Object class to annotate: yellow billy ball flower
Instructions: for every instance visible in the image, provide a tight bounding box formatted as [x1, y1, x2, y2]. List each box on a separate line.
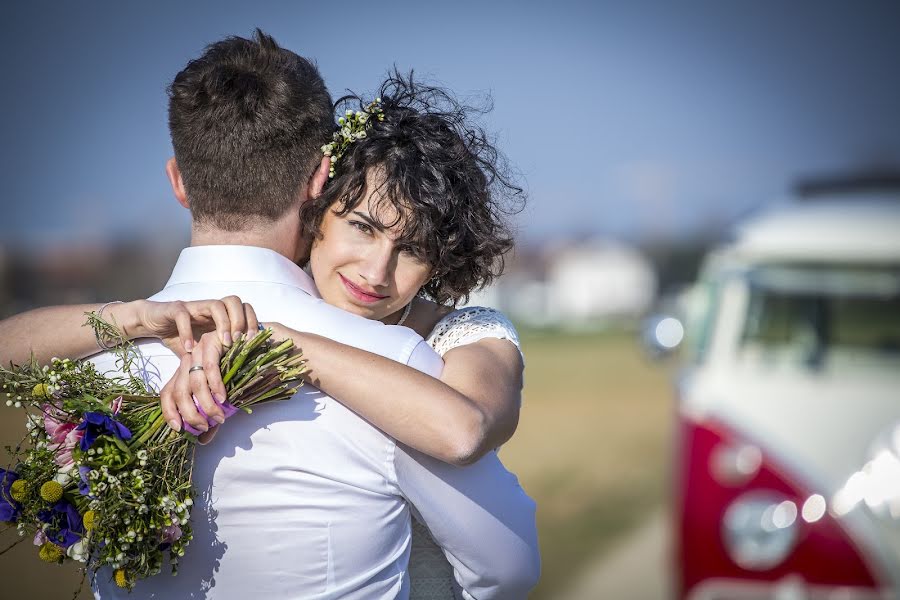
[38, 542, 64, 563]
[9, 479, 28, 502]
[82, 510, 96, 531]
[40, 480, 64, 503]
[114, 569, 129, 588]
[31, 383, 50, 398]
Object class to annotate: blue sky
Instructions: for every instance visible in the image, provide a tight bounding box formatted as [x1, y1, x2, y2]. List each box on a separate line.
[2, 0, 899, 249]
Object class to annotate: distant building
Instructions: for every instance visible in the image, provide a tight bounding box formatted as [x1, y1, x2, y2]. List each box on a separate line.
[545, 240, 657, 323]
[466, 238, 657, 328]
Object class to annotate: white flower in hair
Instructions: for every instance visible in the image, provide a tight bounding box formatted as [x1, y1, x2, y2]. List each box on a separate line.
[322, 98, 385, 178]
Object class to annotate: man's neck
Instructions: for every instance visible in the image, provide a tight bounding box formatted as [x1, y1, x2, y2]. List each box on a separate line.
[190, 218, 306, 263]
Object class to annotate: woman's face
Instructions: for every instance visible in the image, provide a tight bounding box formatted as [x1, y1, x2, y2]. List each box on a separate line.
[309, 177, 432, 324]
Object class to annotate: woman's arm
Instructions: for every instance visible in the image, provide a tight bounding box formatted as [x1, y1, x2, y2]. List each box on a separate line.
[282, 325, 523, 465]
[163, 323, 523, 465]
[0, 302, 143, 366]
[0, 297, 257, 367]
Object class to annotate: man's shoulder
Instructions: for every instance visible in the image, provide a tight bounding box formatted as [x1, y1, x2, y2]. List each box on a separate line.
[149, 281, 431, 366]
[88, 340, 178, 393]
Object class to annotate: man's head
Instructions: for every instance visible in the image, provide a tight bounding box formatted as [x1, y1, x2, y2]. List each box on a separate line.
[167, 29, 333, 233]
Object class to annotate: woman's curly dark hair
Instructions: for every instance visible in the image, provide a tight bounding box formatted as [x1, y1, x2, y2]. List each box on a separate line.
[300, 70, 524, 306]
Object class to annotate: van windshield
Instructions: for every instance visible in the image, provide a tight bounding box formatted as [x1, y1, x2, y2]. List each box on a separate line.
[740, 266, 900, 369]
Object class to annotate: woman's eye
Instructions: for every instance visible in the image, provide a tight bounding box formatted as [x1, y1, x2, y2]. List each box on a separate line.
[398, 244, 425, 261]
[349, 220, 373, 235]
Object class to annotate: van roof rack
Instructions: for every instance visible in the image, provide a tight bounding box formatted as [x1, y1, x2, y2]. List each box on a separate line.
[793, 169, 900, 199]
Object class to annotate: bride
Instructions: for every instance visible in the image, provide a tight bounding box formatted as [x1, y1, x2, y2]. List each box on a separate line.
[0, 72, 527, 598]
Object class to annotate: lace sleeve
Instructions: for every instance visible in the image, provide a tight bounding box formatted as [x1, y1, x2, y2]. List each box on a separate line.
[425, 306, 523, 363]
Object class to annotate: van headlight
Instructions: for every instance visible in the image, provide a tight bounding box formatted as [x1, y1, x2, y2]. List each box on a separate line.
[722, 492, 799, 570]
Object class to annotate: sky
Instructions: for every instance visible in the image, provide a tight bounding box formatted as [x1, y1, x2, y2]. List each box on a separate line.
[1, 0, 899, 249]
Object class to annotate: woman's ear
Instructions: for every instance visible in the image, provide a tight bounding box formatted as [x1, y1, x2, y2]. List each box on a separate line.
[166, 158, 190, 209]
[306, 156, 331, 200]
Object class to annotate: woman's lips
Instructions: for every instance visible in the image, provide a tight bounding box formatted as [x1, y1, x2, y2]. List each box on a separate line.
[339, 274, 389, 304]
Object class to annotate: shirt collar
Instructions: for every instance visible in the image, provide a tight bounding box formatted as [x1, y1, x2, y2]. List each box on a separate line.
[164, 245, 320, 298]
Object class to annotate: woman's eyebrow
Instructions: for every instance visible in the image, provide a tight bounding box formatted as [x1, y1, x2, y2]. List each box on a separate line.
[351, 210, 385, 231]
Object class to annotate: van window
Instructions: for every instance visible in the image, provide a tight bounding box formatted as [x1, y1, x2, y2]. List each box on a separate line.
[740, 266, 900, 368]
[683, 280, 718, 364]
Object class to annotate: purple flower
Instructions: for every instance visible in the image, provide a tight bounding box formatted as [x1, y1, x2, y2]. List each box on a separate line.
[37, 500, 84, 548]
[77, 466, 92, 496]
[0, 468, 21, 522]
[75, 411, 132, 451]
[162, 522, 182, 543]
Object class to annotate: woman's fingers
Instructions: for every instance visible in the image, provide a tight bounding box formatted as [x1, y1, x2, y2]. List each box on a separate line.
[153, 301, 194, 356]
[173, 353, 211, 433]
[159, 372, 183, 433]
[198, 332, 228, 404]
[142, 297, 258, 354]
[243, 302, 260, 336]
[221, 295, 248, 343]
[162, 353, 206, 432]
[189, 334, 226, 424]
[160, 336, 229, 435]
[171, 305, 196, 355]
[179, 299, 229, 347]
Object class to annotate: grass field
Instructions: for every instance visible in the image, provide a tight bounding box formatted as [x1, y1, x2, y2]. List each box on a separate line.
[502, 330, 673, 597]
[0, 330, 674, 598]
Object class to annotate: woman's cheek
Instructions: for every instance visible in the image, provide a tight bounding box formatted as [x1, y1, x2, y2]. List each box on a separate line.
[397, 260, 431, 295]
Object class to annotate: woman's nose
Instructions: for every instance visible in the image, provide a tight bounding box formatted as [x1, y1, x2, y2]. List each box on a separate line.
[359, 244, 393, 287]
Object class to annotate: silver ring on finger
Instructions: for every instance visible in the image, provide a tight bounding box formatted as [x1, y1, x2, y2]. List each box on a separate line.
[188, 365, 205, 374]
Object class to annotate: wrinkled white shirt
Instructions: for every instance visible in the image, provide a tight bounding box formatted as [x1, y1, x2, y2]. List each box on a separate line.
[91, 245, 539, 600]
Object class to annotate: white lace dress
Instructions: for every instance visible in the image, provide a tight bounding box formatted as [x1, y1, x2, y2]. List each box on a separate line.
[409, 306, 523, 600]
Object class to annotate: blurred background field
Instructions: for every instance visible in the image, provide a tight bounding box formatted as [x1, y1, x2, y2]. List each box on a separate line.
[504, 329, 672, 597]
[1, 327, 672, 599]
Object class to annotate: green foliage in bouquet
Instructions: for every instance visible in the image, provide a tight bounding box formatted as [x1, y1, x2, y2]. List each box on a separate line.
[0, 313, 306, 593]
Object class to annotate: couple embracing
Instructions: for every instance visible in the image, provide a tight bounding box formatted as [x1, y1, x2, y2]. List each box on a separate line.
[0, 30, 539, 599]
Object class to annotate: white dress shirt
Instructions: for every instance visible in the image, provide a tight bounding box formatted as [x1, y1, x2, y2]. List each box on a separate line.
[90, 245, 539, 600]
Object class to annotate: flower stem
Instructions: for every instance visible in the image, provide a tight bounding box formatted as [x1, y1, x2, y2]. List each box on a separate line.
[128, 410, 164, 450]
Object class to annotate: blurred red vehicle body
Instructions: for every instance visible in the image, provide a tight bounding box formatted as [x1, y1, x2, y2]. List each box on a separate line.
[665, 195, 900, 599]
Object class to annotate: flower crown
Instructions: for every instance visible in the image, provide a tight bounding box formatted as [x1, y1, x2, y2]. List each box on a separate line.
[321, 98, 385, 178]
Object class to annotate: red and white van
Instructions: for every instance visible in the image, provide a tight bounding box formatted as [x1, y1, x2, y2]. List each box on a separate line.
[661, 195, 900, 599]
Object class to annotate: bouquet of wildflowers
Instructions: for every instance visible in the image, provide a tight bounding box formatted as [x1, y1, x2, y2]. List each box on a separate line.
[0, 314, 306, 592]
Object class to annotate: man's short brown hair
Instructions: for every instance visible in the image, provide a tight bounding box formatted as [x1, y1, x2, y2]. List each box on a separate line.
[168, 29, 334, 230]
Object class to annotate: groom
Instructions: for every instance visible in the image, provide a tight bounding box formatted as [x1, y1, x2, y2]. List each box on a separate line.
[89, 30, 539, 599]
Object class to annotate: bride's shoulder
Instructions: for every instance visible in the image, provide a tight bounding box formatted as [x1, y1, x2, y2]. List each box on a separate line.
[411, 303, 521, 358]
[403, 298, 453, 338]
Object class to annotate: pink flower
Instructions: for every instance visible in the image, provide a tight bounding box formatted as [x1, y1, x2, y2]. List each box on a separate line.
[41, 404, 84, 470]
[52, 427, 84, 471]
[110, 396, 123, 415]
[49, 422, 77, 445]
[42, 404, 69, 439]
[33, 530, 48, 546]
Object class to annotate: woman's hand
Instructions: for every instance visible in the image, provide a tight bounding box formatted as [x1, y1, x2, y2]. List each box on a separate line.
[120, 296, 259, 356]
[159, 330, 231, 443]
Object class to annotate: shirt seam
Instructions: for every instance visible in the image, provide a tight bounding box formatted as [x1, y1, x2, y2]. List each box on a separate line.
[385, 437, 400, 496]
[384, 335, 426, 494]
[396, 335, 422, 366]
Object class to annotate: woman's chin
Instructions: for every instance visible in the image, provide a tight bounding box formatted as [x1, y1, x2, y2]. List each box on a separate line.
[327, 296, 383, 321]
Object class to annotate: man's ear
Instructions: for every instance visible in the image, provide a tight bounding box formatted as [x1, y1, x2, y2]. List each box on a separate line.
[166, 158, 190, 209]
[305, 156, 331, 201]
